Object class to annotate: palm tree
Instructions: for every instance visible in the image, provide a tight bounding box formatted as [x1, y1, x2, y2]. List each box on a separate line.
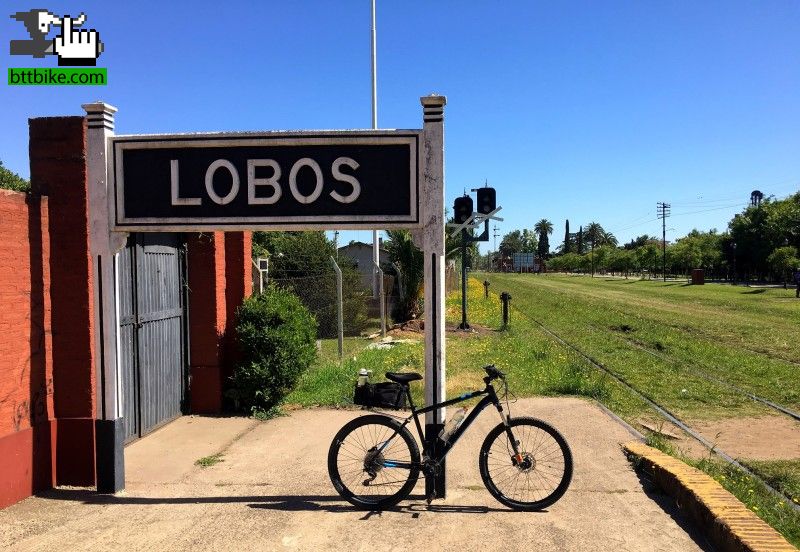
[385, 230, 423, 322]
[534, 219, 553, 258]
[599, 230, 618, 247]
[585, 222, 604, 276]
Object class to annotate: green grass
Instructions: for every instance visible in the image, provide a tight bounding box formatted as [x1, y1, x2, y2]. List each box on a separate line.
[287, 278, 651, 418]
[739, 459, 800, 503]
[480, 273, 800, 420]
[194, 453, 224, 468]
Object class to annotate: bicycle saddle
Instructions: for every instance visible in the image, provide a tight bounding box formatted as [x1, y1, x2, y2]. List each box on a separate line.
[385, 372, 422, 384]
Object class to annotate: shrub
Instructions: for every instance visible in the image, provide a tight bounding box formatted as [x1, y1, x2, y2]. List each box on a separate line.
[230, 285, 317, 414]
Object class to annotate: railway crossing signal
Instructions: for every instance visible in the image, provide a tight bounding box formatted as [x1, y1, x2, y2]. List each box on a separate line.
[448, 186, 502, 330]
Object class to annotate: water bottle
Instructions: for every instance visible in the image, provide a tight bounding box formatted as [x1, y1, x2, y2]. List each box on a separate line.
[357, 368, 369, 387]
[440, 407, 468, 443]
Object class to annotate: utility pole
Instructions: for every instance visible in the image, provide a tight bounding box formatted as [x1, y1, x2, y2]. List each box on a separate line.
[657, 202, 671, 282]
[492, 225, 499, 272]
[370, 0, 381, 299]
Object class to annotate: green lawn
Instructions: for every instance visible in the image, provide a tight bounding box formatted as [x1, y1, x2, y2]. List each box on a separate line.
[481, 273, 800, 420]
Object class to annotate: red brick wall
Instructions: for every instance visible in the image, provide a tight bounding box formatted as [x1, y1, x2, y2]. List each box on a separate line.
[29, 117, 96, 487]
[187, 232, 227, 413]
[0, 190, 54, 508]
[188, 231, 252, 413]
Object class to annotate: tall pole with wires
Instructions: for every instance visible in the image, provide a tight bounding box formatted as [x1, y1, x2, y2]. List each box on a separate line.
[657, 202, 671, 282]
[370, 0, 381, 299]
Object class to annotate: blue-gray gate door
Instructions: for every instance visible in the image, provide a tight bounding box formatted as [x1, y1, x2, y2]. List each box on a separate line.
[118, 233, 187, 442]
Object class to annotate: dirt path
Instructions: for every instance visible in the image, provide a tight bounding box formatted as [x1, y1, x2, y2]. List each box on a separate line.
[0, 398, 709, 551]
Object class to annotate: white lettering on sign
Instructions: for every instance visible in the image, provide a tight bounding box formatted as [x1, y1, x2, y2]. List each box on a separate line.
[330, 157, 360, 204]
[170, 160, 201, 206]
[169, 156, 362, 206]
[205, 159, 240, 205]
[288, 158, 323, 204]
[247, 159, 282, 205]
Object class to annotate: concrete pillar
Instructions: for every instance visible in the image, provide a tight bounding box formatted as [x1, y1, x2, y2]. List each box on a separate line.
[84, 102, 127, 494]
[420, 95, 447, 497]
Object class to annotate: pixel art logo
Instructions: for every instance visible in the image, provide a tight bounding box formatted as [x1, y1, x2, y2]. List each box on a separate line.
[10, 9, 103, 66]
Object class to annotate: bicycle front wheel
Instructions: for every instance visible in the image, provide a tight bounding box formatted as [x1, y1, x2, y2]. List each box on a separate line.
[479, 416, 573, 511]
[328, 414, 420, 510]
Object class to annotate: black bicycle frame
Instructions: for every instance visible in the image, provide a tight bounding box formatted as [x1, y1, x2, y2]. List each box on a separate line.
[377, 381, 519, 468]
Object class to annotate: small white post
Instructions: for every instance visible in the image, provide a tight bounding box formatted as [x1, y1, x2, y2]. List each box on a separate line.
[331, 256, 344, 359]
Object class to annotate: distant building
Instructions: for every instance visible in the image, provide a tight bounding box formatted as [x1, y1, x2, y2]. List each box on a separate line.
[337, 241, 390, 291]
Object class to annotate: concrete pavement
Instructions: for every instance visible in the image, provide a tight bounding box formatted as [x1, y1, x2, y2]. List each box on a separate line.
[0, 398, 709, 551]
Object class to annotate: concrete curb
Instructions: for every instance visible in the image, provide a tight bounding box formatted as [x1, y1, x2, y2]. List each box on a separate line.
[623, 441, 797, 552]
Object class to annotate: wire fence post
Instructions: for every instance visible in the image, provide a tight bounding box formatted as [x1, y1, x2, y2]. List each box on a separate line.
[375, 261, 386, 337]
[330, 256, 344, 360]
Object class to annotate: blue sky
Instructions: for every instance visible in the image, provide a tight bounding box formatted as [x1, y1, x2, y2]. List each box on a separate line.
[2, 1, 799, 253]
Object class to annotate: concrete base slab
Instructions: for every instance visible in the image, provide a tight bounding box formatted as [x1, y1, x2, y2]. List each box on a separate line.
[125, 415, 259, 484]
[1, 399, 710, 551]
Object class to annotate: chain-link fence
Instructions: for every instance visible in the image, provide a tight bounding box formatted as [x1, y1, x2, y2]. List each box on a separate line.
[252, 252, 396, 345]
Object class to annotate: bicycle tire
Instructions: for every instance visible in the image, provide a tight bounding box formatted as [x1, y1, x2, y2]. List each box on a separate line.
[479, 416, 573, 511]
[328, 414, 420, 510]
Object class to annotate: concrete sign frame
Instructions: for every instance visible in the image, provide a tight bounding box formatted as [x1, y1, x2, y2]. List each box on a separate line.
[84, 96, 448, 497]
[111, 131, 422, 231]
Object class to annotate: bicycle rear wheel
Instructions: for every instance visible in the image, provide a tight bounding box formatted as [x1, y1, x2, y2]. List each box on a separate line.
[328, 414, 420, 510]
[479, 416, 573, 511]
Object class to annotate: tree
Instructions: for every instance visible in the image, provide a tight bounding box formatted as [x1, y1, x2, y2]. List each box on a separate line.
[534, 219, 553, 258]
[576, 226, 584, 254]
[624, 235, 656, 250]
[499, 229, 537, 257]
[598, 230, 617, 247]
[767, 246, 799, 288]
[0, 160, 30, 192]
[584, 222, 604, 276]
[252, 231, 367, 337]
[563, 219, 571, 254]
[385, 230, 424, 321]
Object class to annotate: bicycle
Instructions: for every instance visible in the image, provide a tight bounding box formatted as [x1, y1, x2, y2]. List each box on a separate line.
[327, 364, 573, 511]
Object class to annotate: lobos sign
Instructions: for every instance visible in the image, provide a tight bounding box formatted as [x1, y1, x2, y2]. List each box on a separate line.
[111, 131, 421, 231]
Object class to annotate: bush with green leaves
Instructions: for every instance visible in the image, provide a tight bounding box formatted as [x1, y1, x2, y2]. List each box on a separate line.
[230, 285, 317, 414]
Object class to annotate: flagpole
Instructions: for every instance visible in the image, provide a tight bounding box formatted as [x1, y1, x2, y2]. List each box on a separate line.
[371, 0, 380, 298]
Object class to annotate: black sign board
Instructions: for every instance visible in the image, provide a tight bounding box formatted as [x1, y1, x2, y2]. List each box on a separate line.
[111, 131, 421, 231]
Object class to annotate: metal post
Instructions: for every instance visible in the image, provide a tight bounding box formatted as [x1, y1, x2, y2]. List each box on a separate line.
[370, 0, 381, 300]
[419, 95, 447, 499]
[375, 261, 386, 337]
[459, 234, 469, 329]
[500, 292, 511, 328]
[84, 101, 128, 494]
[331, 257, 344, 360]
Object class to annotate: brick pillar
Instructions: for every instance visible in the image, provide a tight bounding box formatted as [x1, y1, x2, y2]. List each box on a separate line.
[223, 232, 253, 379]
[29, 117, 97, 486]
[187, 232, 227, 413]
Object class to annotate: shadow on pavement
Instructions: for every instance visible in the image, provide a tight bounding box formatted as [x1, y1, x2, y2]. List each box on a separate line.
[632, 470, 715, 552]
[36, 489, 514, 516]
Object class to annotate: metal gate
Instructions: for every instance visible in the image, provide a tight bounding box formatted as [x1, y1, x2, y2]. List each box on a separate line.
[118, 233, 187, 442]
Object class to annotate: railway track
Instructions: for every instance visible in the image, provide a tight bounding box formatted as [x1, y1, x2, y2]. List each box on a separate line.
[507, 303, 800, 513]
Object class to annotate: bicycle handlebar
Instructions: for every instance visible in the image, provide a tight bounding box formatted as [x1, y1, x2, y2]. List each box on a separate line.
[483, 364, 505, 381]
